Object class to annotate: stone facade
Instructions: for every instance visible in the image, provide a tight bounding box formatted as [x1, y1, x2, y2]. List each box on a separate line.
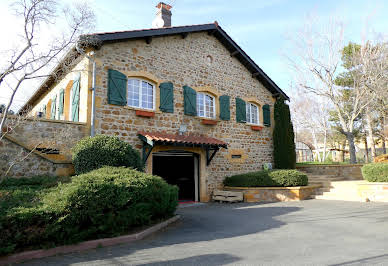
[93, 32, 276, 201]
[16, 29, 281, 201]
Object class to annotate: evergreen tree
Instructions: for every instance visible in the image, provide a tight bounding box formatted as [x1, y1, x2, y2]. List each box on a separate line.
[273, 96, 296, 169]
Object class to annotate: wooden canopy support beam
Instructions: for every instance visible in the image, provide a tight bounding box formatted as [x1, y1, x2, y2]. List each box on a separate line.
[230, 50, 239, 57]
[145, 36, 152, 44]
[142, 144, 153, 164]
[206, 147, 219, 166]
[138, 134, 154, 164]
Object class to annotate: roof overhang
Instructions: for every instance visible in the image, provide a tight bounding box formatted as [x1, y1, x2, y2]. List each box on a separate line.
[91, 23, 289, 100]
[20, 22, 289, 113]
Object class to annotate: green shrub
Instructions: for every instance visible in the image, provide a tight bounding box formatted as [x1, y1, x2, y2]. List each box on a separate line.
[362, 162, 388, 182]
[0, 167, 178, 255]
[269, 170, 308, 186]
[72, 135, 143, 174]
[273, 96, 296, 169]
[223, 170, 308, 187]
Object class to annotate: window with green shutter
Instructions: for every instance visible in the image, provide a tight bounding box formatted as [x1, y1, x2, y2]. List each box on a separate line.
[183, 85, 197, 116]
[71, 74, 80, 122]
[108, 69, 127, 106]
[236, 97, 246, 123]
[50, 95, 57, 120]
[42, 105, 46, 117]
[58, 89, 64, 117]
[159, 82, 174, 113]
[263, 104, 271, 127]
[219, 95, 230, 120]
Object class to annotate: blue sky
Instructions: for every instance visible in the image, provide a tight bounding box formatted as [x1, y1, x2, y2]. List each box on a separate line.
[91, 0, 388, 96]
[1, 0, 388, 108]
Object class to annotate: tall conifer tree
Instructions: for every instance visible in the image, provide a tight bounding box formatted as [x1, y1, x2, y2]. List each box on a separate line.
[273, 96, 296, 169]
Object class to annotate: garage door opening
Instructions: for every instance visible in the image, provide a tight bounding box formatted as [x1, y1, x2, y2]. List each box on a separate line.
[152, 151, 199, 202]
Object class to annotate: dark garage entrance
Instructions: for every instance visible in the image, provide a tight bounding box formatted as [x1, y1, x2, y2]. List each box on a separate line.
[152, 151, 199, 201]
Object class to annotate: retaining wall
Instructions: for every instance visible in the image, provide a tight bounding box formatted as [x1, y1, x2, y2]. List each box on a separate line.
[224, 185, 321, 202]
[0, 116, 87, 177]
[296, 164, 363, 179]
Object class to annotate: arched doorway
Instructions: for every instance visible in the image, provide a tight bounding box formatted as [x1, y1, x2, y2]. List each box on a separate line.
[152, 150, 199, 202]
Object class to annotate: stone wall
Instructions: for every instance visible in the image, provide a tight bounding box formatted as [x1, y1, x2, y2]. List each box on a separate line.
[225, 185, 320, 202]
[296, 164, 363, 179]
[92, 32, 277, 200]
[0, 116, 87, 177]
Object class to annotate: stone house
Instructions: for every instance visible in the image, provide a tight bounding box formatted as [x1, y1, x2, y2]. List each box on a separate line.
[17, 3, 289, 202]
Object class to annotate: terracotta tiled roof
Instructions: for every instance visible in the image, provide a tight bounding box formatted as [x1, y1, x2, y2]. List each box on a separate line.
[138, 131, 227, 148]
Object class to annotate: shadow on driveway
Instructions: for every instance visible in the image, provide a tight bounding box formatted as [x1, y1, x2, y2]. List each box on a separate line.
[25, 203, 300, 265]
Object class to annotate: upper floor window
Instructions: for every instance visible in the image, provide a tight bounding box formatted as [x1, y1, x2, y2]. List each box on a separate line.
[127, 79, 154, 110]
[197, 92, 215, 119]
[246, 102, 259, 125]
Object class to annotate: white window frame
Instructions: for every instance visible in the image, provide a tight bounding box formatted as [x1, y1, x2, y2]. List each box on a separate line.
[246, 102, 260, 125]
[197, 92, 216, 119]
[127, 78, 156, 111]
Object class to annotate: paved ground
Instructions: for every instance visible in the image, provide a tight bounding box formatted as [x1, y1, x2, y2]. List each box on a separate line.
[24, 200, 388, 266]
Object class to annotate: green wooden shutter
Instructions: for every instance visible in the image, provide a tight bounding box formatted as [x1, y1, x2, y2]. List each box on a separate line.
[219, 95, 230, 121]
[71, 74, 80, 122]
[183, 85, 197, 116]
[108, 69, 127, 106]
[263, 104, 271, 127]
[50, 95, 57, 120]
[159, 82, 174, 113]
[236, 97, 246, 123]
[58, 89, 64, 116]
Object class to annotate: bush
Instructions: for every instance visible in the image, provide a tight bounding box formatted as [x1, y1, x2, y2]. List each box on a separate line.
[72, 135, 143, 174]
[223, 170, 308, 187]
[0, 167, 178, 255]
[273, 96, 296, 169]
[362, 162, 388, 182]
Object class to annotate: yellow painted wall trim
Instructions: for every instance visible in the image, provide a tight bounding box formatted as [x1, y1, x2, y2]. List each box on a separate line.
[193, 86, 221, 98]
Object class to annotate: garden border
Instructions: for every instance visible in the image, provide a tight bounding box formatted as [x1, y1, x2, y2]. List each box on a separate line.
[0, 215, 180, 265]
[224, 185, 321, 202]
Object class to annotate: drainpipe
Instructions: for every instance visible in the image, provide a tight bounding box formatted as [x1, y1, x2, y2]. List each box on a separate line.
[90, 59, 96, 137]
[75, 41, 96, 137]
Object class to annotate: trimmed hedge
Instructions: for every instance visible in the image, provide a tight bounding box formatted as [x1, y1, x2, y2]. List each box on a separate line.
[0, 167, 178, 256]
[362, 162, 388, 182]
[223, 170, 308, 187]
[72, 135, 143, 174]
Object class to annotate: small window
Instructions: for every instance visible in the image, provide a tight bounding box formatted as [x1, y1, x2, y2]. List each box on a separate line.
[246, 102, 259, 125]
[127, 79, 155, 110]
[197, 92, 215, 119]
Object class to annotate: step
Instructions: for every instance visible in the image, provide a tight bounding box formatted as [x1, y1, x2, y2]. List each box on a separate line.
[314, 194, 364, 202]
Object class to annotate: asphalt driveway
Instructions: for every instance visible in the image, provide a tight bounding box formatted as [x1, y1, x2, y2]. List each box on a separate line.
[24, 200, 388, 265]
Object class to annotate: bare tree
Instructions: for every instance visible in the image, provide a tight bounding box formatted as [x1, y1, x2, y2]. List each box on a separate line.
[291, 91, 331, 162]
[287, 16, 378, 163]
[0, 0, 95, 131]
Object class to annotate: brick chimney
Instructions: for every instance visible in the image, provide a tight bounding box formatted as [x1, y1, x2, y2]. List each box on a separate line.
[152, 2, 172, 28]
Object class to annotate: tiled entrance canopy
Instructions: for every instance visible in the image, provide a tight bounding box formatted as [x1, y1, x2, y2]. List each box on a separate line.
[138, 131, 227, 149]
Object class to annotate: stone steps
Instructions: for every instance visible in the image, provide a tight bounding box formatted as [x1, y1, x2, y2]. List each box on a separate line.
[311, 181, 365, 201]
